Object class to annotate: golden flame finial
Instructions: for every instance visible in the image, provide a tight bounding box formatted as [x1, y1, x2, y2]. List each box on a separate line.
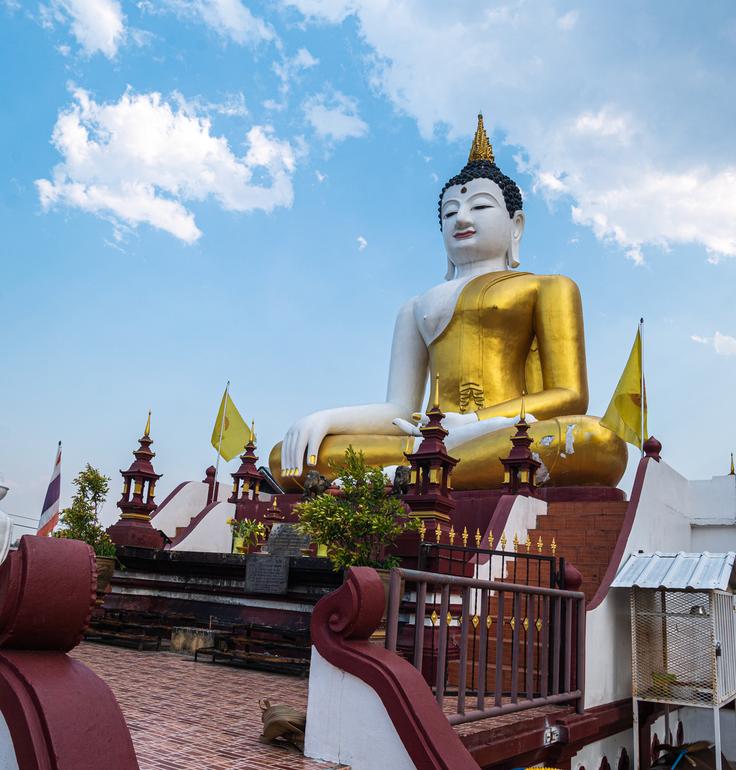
[730, 452, 735, 475]
[144, 410, 151, 437]
[432, 373, 440, 409]
[520, 390, 527, 422]
[250, 420, 256, 445]
[468, 113, 495, 164]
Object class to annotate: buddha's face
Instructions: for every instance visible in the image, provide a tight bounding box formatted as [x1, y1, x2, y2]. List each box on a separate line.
[441, 177, 523, 270]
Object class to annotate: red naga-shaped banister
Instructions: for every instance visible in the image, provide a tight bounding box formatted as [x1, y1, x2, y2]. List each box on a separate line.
[310, 566, 477, 770]
[0, 535, 139, 769]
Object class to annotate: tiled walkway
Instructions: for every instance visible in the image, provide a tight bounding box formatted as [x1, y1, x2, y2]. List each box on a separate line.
[71, 642, 347, 770]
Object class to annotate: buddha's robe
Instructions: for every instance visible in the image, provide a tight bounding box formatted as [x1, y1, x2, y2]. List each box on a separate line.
[270, 271, 627, 490]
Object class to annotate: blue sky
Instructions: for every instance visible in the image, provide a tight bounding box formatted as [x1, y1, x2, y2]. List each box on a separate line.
[1, 0, 735, 532]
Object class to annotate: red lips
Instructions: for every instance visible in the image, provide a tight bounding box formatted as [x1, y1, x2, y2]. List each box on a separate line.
[454, 229, 476, 240]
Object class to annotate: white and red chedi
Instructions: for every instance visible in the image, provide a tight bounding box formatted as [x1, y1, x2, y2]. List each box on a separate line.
[37, 441, 61, 537]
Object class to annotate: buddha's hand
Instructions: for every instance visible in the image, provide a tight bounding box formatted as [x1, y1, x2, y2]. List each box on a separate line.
[392, 411, 478, 437]
[281, 412, 331, 477]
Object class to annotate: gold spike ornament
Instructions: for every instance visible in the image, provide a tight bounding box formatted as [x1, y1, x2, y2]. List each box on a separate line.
[475, 528, 482, 548]
[418, 520, 426, 541]
[467, 113, 495, 163]
[462, 526, 469, 547]
[449, 526, 456, 545]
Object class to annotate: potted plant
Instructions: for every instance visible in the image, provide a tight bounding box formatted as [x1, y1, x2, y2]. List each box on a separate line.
[294, 447, 417, 632]
[226, 516, 266, 553]
[54, 464, 116, 599]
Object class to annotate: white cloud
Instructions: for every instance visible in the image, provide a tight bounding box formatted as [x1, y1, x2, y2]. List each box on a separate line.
[274, 47, 318, 90]
[357, 235, 367, 250]
[304, 90, 368, 141]
[557, 10, 578, 30]
[37, 87, 296, 243]
[44, 0, 125, 57]
[173, 90, 248, 117]
[315, 170, 326, 182]
[284, 1, 736, 264]
[691, 332, 736, 356]
[159, 0, 274, 44]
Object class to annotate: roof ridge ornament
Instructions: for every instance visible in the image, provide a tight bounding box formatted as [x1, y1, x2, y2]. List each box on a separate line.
[467, 113, 495, 164]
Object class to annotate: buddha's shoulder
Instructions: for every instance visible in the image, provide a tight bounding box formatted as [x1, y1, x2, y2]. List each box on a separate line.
[515, 272, 581, 293]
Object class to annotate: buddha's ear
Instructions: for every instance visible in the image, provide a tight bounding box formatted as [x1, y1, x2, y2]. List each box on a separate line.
[445, 256, 456, 280]
[508, 210, 525, 268]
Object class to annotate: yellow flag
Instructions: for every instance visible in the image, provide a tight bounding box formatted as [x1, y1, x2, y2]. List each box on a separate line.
[600, 327, 648, 448]
[211, 388, 251, 461]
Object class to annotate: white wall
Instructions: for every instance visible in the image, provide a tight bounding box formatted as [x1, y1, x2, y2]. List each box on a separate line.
[586, 459, 694, 707]
[304, 647, 417, 770]
[571, 727, 632, 770]
[152, 481, 210, 537]
[172, 500, 235, 553]
[679, 706, 736, 760]
[0, 711, 19, 770]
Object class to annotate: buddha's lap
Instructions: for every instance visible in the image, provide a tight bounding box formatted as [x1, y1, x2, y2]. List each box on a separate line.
[268, 415, 627, 490]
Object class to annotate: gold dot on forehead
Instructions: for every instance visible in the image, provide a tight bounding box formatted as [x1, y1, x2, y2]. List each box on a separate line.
[460, 186, 467, 193]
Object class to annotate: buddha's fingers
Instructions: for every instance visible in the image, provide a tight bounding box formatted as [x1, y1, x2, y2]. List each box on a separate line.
[392, 418, 421, 436]
[306, 429, 328, 469]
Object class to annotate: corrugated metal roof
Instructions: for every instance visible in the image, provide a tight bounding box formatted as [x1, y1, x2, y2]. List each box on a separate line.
[612, 552, 736, 590]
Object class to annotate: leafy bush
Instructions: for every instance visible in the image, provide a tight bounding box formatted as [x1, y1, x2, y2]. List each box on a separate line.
[294, 446, 416, 570]
[226, 516, 266, 549]
[54, 464, 116, 558]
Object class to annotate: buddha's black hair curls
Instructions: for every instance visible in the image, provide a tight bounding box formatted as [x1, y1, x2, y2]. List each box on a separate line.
[438, 160, 523, 228]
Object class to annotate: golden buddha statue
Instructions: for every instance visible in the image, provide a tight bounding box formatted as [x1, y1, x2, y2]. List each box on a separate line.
[270, 115, 627, 491]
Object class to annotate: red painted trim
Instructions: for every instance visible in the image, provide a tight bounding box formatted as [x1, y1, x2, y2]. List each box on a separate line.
[169, 500, 222, 547]
[149, 481, 190, 521]
[0, 536, 138, 769]
[472, 494, 516, 566]
[311, 567, 477, 770]
[0, 536, 96, 651]
[0, 651, 139, 769]
[587, 456, 651, 611]
[467, 698, 632, 767]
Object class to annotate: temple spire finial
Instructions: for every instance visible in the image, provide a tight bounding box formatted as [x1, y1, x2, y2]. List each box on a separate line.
[520, 390, 527, 422]
[250, 420, 256, 446]
[730, 452, 734, 476]
[432, 373, 440, 409]
[144, 410, 151, 437]
[468, 113, 495, 164]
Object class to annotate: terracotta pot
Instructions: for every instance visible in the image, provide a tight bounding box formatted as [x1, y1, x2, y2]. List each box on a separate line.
[95, 556, 116, 603]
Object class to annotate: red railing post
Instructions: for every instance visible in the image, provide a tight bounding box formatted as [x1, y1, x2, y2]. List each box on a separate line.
[387, 568, 585, 727]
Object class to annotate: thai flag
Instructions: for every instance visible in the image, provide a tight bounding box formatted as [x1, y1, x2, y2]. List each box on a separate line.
[37, 442, 61, 537]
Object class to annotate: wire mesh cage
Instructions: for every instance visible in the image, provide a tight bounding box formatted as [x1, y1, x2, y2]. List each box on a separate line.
[630, 587, 736, 707]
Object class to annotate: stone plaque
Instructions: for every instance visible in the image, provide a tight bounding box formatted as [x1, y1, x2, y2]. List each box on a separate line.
[245, 554, 289, 595]
[263, 523, 310, 557]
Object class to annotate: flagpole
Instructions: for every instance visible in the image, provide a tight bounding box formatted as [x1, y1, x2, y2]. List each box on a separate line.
[213, 381, 230, 501]
[639, 317, 645, 457]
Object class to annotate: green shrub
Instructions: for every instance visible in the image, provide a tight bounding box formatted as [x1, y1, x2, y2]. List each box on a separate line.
[294, 446, 416, 570]
[54, 464, 116, 558]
